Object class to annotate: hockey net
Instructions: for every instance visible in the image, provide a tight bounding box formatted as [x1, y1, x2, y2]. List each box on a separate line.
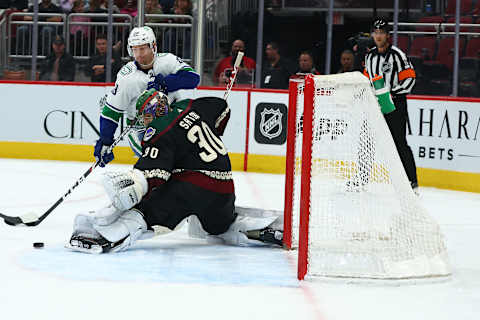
[283, 72, 451, 280]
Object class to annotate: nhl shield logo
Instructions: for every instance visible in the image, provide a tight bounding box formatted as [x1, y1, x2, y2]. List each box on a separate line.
[381, 61, 392, 74]
[260, 108, 283, 140]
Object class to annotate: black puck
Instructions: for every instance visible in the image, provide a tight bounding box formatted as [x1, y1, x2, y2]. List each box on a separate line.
[33, 242, 44, 248]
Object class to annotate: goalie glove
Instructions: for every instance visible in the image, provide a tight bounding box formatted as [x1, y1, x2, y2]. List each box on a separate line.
[102, 169, 148, 211]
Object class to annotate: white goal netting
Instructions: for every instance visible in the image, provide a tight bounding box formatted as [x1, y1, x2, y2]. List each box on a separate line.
[286, 72, 451, 280]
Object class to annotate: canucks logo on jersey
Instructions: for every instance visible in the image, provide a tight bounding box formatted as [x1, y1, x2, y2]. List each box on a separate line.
[144, 127, 156, 141]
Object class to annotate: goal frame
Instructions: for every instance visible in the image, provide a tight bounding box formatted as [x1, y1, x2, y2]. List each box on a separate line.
[283, 75, 315, 280]
[283, 74, 450, 281]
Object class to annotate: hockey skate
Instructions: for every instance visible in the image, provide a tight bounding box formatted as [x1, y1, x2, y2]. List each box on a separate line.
[66, 233, 127, 254]
[245, 228, 283, 246]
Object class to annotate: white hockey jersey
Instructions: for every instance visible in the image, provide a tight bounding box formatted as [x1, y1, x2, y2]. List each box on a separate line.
[104, 53, 198, 122]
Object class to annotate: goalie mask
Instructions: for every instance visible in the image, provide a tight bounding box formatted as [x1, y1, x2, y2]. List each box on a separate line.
[127, 26, 157, 57]
[135, 89, 170, 127]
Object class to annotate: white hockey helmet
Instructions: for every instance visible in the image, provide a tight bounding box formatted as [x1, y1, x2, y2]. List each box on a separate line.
[127, 26, 157, 57]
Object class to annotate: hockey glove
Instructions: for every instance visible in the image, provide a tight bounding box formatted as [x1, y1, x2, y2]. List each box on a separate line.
[94, 138, 114, 167]
[147, 73, 168, 94]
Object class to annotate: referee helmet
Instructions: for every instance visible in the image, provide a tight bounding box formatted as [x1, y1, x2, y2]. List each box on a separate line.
[372, 18, 391, 33]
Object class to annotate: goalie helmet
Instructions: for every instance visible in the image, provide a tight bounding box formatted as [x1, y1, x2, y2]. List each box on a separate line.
[135, 89, 170, 126]
[127, 26, 157, 57]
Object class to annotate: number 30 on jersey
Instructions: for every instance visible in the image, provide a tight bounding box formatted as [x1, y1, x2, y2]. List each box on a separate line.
[187, 121, 227, 162]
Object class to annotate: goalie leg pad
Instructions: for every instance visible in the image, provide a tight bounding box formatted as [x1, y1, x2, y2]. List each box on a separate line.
[188, 215, 209, 239]
[71, 213, 101, 239]
[93, 208, 148, 252]
[218, 215, 281, 246]
[103, 169, 148, 211]
[92, 204, 123, 226]
[67, 234, 124, 254]
[67, 213, 114, 254]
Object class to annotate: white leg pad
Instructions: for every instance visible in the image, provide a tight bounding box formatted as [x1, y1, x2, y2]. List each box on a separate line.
[92, 204, 123, 226]
[72, 213, 101, 239]
[152, 217, 187, 236]
[94, 209, 147, 251]
[188, 206, 284, 241]
[188, 215, 209, 239]
[218, 215, 278, 246]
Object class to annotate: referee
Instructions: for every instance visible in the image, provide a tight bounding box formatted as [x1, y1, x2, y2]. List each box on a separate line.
[363, 18, 418, 193]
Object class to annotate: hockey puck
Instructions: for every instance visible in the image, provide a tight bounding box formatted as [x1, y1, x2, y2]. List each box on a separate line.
[33, 242, 44, 248]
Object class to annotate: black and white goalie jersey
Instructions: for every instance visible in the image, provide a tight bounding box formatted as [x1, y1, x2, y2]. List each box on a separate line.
[134, 97, 234, 194]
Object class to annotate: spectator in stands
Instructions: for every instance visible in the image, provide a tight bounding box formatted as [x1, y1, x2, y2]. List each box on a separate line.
[145, 0, 164, 23]
[163, 0, 192, 59]
[159, 0, 174, 12]
[88, 0, 107, 14]
[171, 0, 192, 15]
[39, 35, 76, 81]
[59, 0, 75, 13]
[16, 0, 62, 55]
[69, 0, 90, 55]
[100, 0, 120, 13]
[120, 0, 137, 17]
[337, 49, 355, 73]
[261, 41, 296, 89]
[0, 1, 27, 10]
[85, 33, 123, 82]
[296, 51, 320, 75]
[213, 39, 256, 86]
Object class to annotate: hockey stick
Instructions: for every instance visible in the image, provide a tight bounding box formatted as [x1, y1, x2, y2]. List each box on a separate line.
[223, 51, 244, 100]
[0, 125, 134, 227]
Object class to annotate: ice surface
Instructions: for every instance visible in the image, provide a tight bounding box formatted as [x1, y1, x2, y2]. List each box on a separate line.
[0, 159, 479, 320]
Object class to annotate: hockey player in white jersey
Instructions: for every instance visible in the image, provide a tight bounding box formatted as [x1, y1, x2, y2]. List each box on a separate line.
[94, 26, 200, 166]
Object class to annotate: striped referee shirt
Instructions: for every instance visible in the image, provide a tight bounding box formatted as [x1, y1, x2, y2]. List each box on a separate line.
[363, 45, 416, 96]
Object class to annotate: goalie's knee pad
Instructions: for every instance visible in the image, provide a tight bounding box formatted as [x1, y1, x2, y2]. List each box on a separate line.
[93, 209, 148, 252]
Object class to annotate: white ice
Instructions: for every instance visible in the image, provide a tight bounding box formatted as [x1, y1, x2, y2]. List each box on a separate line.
[0, 159, 479, 320]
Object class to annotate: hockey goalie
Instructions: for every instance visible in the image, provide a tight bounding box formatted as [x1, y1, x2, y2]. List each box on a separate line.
[66, 89, 283, 253]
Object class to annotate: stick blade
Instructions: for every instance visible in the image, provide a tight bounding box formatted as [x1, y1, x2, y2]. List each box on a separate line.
[0, 212, 40, 227]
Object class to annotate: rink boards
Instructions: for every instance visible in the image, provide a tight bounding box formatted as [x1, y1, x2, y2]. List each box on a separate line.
[0, 80, 479, 192]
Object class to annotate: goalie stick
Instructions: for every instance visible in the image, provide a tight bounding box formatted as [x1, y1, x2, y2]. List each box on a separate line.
[223, 51, 244, 100]
[0, 125, 134, 227]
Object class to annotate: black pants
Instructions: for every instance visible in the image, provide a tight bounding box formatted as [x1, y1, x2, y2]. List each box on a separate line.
[136, 179, 236, 235]
[384, 95, 418, 184]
